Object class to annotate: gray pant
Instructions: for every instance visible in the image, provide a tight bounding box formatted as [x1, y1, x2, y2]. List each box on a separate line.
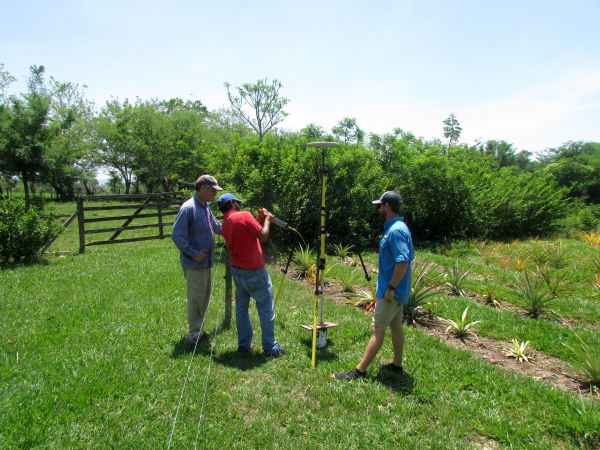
[184, 267, 211, 336]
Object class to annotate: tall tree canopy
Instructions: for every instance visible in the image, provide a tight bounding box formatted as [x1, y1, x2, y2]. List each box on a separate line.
[224, 78, 289, 141]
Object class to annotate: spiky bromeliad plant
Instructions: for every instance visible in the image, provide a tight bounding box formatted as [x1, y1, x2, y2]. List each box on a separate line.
[444, 260, 471, 297]
[332, 243, 354, 260]
[293, 245, 315, 278]
[505, 339, 532, 363]
[473, 240, 496, 266]
[513, 271, 556, 319]
[439, 305, 481, 340]
[537, 265, 572, 298]
[545, 241, 569, 269]
[404, 262, 439, 325]
[335, 266, 362, 293]
[564, 333, 600, 387]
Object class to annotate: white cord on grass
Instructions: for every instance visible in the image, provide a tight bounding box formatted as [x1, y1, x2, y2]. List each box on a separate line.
[167, 268, 223, 450]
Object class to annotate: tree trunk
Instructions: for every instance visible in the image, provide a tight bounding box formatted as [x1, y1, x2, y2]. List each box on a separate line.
[22, 172, 31, 210]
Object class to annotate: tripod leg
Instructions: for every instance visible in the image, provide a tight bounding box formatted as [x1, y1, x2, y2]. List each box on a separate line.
[274, 246, 294, 307]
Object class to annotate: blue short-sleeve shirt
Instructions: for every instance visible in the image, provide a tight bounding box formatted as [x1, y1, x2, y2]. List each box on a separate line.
[376, 216, 414, 304]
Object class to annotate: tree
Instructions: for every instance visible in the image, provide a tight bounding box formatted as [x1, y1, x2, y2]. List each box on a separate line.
[332, 117, 365, 144]
[92, 100, 137, 194]
[443, 113, 462, 151]
[40, 77, 95, 199]
[224, 78, 289, 141]
[0, 63, 15, 104]
[1, 65, 51, 208]
[300, 123, 325, 139]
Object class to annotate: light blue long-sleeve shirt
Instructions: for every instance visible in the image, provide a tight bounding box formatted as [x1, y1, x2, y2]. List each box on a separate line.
[171, 193, 222, 269]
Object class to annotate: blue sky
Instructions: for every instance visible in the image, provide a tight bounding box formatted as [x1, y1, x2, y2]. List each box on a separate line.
[2, 0, 600, 153]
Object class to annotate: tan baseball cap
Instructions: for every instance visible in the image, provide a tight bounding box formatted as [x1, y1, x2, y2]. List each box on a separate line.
[195, 174, 223, 191]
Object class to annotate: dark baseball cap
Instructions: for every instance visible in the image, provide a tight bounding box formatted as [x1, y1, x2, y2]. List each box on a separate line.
[217, 192, 243, 206]
[372, 191, 401, 207]
[195, 174, 223, 190]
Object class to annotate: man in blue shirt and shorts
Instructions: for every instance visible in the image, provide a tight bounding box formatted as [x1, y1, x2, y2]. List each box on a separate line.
[333, 191, 414, 380]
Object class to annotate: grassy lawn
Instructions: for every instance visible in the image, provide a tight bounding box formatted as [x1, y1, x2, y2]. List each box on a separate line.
[1, 235, 599, 448]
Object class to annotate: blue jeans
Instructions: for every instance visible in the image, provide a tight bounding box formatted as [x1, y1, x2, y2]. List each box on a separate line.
[232, 267, 279, 352]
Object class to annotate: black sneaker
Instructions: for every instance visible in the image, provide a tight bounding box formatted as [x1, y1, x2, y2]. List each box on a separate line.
[332, 368, 366, 381]
[378, 362, 403, 374]
[237, 346, 252, 354]
[264, 347, 284, 358]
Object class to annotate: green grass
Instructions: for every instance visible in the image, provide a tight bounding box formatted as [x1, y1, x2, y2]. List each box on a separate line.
[1, 239, 599, 448]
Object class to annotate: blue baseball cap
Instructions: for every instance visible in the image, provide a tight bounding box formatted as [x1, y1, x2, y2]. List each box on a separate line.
[217, 192, 243, 206]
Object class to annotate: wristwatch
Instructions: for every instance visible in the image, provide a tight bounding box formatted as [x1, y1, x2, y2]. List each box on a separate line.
[387, 284, 396, 290]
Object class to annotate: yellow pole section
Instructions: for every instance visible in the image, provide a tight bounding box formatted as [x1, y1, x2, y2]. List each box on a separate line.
[274, 275, 285, 307]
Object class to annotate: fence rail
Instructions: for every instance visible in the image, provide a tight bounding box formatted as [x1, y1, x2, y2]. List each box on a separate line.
[77, 192, 185, 253]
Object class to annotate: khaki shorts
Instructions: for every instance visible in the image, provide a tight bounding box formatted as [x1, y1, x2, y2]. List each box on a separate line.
[372, 299, 404, 328]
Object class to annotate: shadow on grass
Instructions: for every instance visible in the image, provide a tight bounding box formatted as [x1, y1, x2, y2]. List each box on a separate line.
[170, 334, 214, 358]
[1, 257, 51, 270]
[374, 370, 415, 395]
[214, 350, 268, 371]
[300, 337, 339, 362]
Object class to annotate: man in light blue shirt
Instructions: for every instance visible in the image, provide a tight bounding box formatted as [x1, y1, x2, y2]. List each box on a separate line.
[333, 191, 414, 380]
[172, 174, 223, 345]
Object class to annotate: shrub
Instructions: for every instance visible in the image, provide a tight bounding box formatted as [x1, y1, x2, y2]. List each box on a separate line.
[0, 199, 57, 264]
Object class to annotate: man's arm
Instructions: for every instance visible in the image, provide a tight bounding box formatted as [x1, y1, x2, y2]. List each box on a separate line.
[384, 229, 411, 302]
[209, 208, 222, 235]
[257, 208, 272, 243]
[171, 206, 206, 262]
[383, 262, 408, 302]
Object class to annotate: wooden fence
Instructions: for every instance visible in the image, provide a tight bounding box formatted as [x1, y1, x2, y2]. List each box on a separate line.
[76, 192, 186, 253]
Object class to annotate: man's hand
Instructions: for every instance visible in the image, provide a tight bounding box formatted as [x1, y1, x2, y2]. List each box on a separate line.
[384, 288, 394, 303]
[258, 208, 273, 222]
[193, 250, 208, 263]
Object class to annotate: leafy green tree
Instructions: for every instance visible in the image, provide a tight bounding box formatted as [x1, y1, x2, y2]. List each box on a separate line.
[300, 123, 326, 139]
[93, 100, 137, 194]
[332, 117, 364, 144]
[0, 66, 13, 196]
[40, 77, 95, 199]
[1, 65, 51, 208]
[477, 140, 532, 169]
[443, 113, 462, 151]
[0, 63, 15, 104]
[225, 78, 289, 141]
[541, 141, 600, 203]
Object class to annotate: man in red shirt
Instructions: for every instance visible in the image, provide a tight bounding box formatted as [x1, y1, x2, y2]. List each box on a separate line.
[218, 193, 283, 357]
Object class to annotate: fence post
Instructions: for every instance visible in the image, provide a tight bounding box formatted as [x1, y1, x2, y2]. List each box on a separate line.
[77, 196, 85, 254]
[157, 198, 164, 238]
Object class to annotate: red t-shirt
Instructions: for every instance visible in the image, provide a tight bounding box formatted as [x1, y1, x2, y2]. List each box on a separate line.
[221, 209, 265, 270]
